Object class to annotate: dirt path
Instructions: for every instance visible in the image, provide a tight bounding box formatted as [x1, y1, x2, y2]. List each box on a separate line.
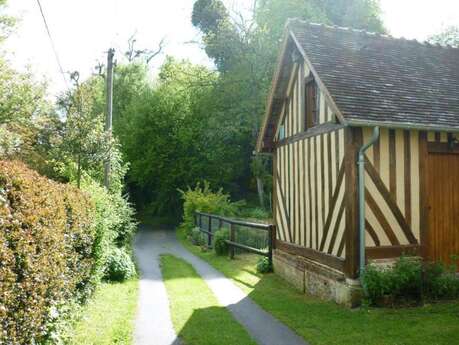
[134, 225, 308, 345]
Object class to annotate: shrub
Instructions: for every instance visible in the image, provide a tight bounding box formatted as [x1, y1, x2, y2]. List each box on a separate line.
[104, 247, 136, 282]
[361, 264, 395, 305]
[191, 227, 204, 246]
[213, 228, 229, 256]
[179, 181, 243, 234]
[362, 256, 459, 306]
[81, 178, 137, 283]
[239, 206, 272, 221]
[0, 160, 96, 344]
[257, 257, 272, 273]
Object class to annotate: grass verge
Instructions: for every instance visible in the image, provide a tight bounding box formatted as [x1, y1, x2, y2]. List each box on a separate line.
[66, 279, 138, 345]
[160, 254, 257, 345]
[178, 228, 459, 345]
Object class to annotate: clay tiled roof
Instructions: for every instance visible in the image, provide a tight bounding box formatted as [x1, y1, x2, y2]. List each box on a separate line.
[289, 19, 459, 129]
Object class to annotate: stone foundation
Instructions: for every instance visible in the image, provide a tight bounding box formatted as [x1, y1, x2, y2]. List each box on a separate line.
[273, 249, 362, 307]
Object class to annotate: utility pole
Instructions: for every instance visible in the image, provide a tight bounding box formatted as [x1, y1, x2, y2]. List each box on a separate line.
[104, 48, 115, 189]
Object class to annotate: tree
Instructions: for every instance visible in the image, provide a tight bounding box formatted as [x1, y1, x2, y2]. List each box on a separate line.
[57, 78, 112, 189]
[191, 0, 386, 208]
[0, 0, 15, 41]
[428, 26, 459, 48]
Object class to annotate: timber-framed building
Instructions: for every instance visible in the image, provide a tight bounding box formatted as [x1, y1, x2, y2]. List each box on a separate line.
[257, 19, 459, 306]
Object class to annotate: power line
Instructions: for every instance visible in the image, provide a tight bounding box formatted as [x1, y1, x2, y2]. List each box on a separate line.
[35, 0, 69, 88]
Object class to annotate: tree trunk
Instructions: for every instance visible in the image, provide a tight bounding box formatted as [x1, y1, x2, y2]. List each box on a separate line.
[256, 177, 265, 209]
[77, 155, 81, 189]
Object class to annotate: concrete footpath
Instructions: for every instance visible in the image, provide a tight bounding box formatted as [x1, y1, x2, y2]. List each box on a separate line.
[133, 225, 308, 345]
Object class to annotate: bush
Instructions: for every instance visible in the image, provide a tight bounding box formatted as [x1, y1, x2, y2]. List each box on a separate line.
[104, 247, 136, 282]
[362, 256, 459, 306]
[191, 227, 204, 246]
[82, 178, 137, 283]
[239, 206, 272, 221]
[213, 228, 229, 256]
[179, 181, 243, 235]
[0, 161, 96, 344]
[257, 257, 272, 273]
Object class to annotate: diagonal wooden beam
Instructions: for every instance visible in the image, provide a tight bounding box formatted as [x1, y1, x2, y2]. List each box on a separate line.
[364, 156, 418, 244]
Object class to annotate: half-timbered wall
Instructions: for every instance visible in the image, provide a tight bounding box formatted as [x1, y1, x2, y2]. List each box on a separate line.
[275, 128, 346, 258]
[276, 62, 335, 140]
[361, 128, 421, 249]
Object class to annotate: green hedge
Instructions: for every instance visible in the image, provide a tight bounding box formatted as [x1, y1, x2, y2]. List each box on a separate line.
[0, 161, 97, 344]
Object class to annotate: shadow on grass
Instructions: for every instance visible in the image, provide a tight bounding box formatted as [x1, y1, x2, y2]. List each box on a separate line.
[178, 230, 459, 345]
[160, 254, 258, 345]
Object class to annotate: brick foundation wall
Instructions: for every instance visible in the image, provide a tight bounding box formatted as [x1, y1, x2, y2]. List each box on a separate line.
[273, 249, 362, 307]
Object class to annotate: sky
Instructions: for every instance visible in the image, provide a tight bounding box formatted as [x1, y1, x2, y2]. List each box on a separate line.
[3, 0, 459, 96]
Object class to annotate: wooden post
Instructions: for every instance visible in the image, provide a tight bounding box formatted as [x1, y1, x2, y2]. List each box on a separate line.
[208, 215, 213, 247]
[268, 225, 275, 267]
[218, 218, 223, 230]
[344, 127, 362, 279]
[199, 213, 202, 230]
[229, 223, 235, 259]
[419, 131, 428, 260]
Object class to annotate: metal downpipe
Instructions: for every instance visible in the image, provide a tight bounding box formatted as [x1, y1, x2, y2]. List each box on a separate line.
[358, 126, 380, 275]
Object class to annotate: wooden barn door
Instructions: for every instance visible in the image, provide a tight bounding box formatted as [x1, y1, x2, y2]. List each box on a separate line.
[426, 151, 459, 270]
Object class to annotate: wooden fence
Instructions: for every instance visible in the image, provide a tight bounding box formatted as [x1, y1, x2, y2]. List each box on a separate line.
[194, 211, 276, 265]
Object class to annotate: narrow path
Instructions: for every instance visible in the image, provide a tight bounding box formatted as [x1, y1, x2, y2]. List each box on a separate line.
[134, 225, 308, 345]
[134, 227, 181, 345]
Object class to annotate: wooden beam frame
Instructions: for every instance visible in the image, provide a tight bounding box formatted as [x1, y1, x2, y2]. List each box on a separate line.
[419, 131, 429, 259]
[427, 141, 459, 154]
[366, 245, 421, 260]
[344, 127, 362, 279]
[276, 122, 345, 148]
[276, 240, 345, 272]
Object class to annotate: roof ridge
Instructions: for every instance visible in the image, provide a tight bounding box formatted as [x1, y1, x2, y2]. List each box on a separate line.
[286, 18, 459, 50]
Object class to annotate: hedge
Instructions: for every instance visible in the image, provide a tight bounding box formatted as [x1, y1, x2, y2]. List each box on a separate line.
[0, 161, 97, 344]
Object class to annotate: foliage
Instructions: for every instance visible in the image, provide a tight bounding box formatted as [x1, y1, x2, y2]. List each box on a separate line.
[213, 228, 229, 255]
[239, 206, 272, 221]
[0, 57, 62, 178]
[56, 78, 113, 189]
[362, 257, 459, 306]
[428, 25, 459, 47]
[179, 181, 243, 234]
[0, 0, 15, 41]
[80, 179, 137, 282]
[191, 227, 205, 246]
[104, 247, 137, 282]
[256, 256, 272, 273]
[161, 254, 257, 345]
[0, 161, 96, 344]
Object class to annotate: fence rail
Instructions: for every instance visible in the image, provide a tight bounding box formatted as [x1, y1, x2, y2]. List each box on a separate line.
[194, 211, 276, 265]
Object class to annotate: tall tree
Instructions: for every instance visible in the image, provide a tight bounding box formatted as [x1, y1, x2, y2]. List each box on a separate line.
[428, 26, 459, 47]
[191, 0, 386, 208]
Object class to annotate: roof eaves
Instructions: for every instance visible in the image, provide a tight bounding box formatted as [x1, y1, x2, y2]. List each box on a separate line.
[256, 28, 292, 152]
[347, 119, 459, 132]
[287, 28, 348, 126]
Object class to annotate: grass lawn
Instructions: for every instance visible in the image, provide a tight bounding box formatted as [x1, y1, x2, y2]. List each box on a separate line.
[160, 254, 257, 345]
[178, 228, 459, 345]
[67, 279, 138, 345]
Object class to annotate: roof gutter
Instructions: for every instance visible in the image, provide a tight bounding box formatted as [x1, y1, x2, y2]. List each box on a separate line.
[358, 126, 380, 276]
[348, 119, 459, 133]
